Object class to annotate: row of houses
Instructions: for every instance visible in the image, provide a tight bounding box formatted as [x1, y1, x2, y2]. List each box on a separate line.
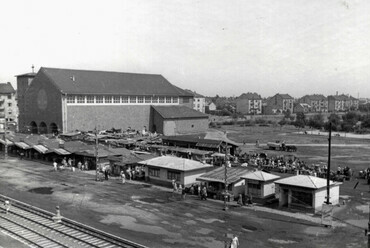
[236, 92, 360, 115]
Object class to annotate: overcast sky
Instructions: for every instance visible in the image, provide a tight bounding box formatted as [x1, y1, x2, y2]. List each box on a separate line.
[1, 0, 369, 98]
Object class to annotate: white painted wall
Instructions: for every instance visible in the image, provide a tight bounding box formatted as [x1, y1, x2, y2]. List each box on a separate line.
[314, 185, 340, 211]
[263, 182, 276, 197]
[184, 169, 208, 186]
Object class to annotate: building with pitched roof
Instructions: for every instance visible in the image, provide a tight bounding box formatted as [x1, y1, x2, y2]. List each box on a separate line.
[151, 105, 208, 136]
[293, 103, 311, 113]
[274, 175, 340, 213]
[0, 82, 18, 127]
[162, 135, 239, 156]
[16, 67, 199, 134]
[185, 89, 206, 113]
[197, 166, 252, 200]
[298, 94, 328, 112]
[328, 94, 358, 112]
[241, 170, 280, 202]
[236, 92, 262, 115]
[265, 93, 294, 114]
[139, 156, 213, 187]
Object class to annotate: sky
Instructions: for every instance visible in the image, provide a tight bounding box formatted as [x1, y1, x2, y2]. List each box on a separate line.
[0, 0, 369, 98]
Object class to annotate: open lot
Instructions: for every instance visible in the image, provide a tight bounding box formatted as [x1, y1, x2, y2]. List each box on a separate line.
[222, 125, 370, 171]
[0, 126, 370, 247]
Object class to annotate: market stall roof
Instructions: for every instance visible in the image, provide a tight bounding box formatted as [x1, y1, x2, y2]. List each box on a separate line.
[167, 147, 212, 156]
[274, 175, 338, 189]
[196, 141, 222, 149]
[241, 170, 280, 182]
[53, 148, 71, 155]
[108, 147, 131, 156]
[197, 166, 252, 184]
[59, 132, 82, 137]
[114, 153, 158, 165]
[14, 142, 31, 149]
[33, 144, 50, 154]
[0, 138, 14, 146]
[74, 148, 114, 158]
[138, 156, 213, 172]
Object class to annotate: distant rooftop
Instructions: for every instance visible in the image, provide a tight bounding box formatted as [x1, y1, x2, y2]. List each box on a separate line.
[0, 82, 15, 94]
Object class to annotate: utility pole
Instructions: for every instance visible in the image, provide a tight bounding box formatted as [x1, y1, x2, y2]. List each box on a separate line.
[95, 127, 99, 181]
[368, 204, 370, 248]
[223, 142, 229, 211]
[326, 122, 332, 205]
[3, 101, 7, 160]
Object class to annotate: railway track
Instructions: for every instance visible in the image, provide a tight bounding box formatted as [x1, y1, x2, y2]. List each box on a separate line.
[0, 194, 147, 248]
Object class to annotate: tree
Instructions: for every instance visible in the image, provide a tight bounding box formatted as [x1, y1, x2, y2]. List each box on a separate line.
[294, 112, 306, 128]
[325, 113, 341, 131]
[284, 109, 291, 119]
[362, 116, 370, 128]
[308, 114, 324, 129]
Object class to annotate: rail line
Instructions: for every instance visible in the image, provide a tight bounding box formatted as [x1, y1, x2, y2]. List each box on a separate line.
[0, 194, 147, 248]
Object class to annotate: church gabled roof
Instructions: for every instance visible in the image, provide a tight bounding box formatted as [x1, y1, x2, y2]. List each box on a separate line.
[37, 67, 193, 96]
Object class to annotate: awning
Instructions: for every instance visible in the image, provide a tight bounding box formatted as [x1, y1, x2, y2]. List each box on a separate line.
[0, 138, 13, 146]
[53, 148, 71, 155]
[33, 145, 49, 154]
[14, 142, 31, 149]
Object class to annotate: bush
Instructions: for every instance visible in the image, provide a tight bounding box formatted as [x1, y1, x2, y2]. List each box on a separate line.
[255, 118, 267, 124]
[209, 122, 222, 128]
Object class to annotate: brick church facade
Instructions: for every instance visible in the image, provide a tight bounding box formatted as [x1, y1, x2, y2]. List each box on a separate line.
[17, 67, 208, 135]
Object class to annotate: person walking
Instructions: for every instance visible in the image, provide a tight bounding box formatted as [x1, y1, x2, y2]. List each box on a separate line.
[121, 171, 126, 184]
[230, 234, 239, 248]
[53, 161, 58, 171]
[201, 186, 207, 200]
[104, 168, 109, 180]
[4, 200, 10, 214]
[237, 194, 243, 206]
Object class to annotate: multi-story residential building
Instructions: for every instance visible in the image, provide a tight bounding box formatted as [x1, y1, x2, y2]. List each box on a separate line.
[328, 94, 358, 112]
[185, 90, 206, 113]
[266, 93, 294, 114]
[0, 82, 18, 124]
[349, 96, 359, 110]
[299, 94, 328, 112]
[236, 92, 262, 115]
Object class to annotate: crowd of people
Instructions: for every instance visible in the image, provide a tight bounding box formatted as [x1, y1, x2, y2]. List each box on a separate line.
[238, 152, 353, 181]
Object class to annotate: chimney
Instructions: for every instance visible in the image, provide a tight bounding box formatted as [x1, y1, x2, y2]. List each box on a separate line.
[336, 91, 338, 96]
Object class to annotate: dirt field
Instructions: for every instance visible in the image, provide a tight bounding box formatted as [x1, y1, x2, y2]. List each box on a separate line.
[222, 125, 370, 171]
